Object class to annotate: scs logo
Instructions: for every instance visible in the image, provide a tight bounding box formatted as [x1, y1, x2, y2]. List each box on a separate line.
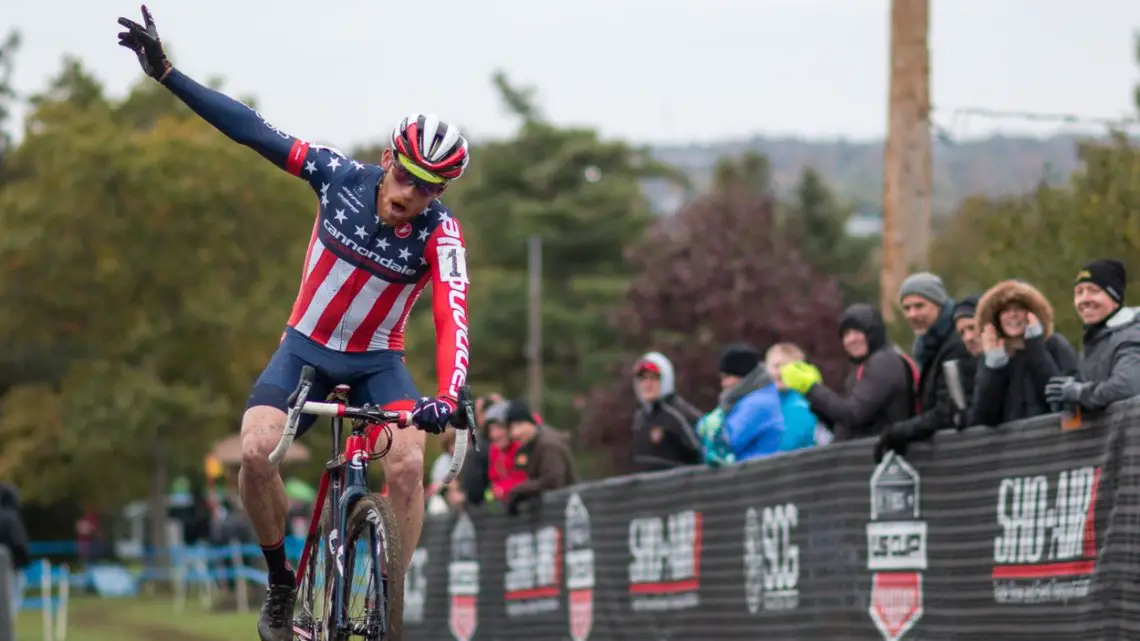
[743, 503, 801, 614]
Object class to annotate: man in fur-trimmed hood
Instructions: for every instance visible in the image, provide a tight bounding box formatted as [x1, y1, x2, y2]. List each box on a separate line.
[971, 279, 1080, 424]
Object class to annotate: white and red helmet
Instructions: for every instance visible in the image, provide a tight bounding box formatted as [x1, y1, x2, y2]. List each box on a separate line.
[389, 113, 470, 181]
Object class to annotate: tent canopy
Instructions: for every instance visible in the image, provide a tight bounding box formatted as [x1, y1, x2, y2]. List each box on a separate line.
[210, 433, 311, 465]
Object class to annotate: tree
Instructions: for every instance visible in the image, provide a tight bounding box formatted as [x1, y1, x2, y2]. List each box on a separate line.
[931, 134, 1139, 343]
[0, 30, 20, 170]
[0, 61, 315, 552]
[578, 183, 848, 474]
[784, 167, 879, 305]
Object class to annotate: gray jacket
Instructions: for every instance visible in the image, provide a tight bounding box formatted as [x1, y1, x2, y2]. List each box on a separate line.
[1076, 307, 1140, 411]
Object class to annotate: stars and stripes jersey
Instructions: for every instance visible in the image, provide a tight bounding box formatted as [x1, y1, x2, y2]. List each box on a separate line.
[163, 68, 471, 400]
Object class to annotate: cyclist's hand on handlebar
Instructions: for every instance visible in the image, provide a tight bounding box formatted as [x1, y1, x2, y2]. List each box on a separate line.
[117, 5, 172, 81]
[411, 395, 456, 434]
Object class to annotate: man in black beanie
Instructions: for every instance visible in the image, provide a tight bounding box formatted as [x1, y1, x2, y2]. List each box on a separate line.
[504, 400, 576, 515]
[952, 294, 983, 357]
[1045, 258, 1140, 412]
[709, 342, 785, 462]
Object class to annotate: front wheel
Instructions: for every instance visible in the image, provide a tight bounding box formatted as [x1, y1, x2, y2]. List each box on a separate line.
[324, 494, 405, 641]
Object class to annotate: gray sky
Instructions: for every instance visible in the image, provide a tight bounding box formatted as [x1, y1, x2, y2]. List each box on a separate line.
[8, 0, 1140, 147]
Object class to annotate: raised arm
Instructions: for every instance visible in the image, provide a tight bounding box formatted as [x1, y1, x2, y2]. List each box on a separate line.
[162, 69, 347, 192]
[425, 214, 471, 402]
[117, 6, 345, 193]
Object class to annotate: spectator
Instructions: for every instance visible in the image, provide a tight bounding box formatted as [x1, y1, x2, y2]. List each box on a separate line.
[426, 430, 457, 514]
[696, 343, 784, 464]
[876, 272, 973, 460]
[970, 279, 1080, 425]
[0, 483, 29, 615]
[452, 394, 506, 509]
[505, 401, 577, 515]
[483, 402, 529, 503]
[1046, 259, 1140, 412]
[781, 303, 918, 441]
[953, 295, 983, 357]
[764, 343, 822, 452]
[630, 352, 705, 472]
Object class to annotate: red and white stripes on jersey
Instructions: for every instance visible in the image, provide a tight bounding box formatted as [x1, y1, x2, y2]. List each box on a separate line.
[286, 231, 428, 353]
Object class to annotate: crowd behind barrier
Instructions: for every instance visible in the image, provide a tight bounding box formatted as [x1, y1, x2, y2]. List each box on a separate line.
[396, 398, 1140, 641]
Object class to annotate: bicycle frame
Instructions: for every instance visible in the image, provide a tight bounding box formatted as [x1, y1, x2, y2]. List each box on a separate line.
[295, 386, 389, 636]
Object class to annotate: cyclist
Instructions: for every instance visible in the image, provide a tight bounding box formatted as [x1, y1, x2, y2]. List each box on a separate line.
[117, 7, 471, 640]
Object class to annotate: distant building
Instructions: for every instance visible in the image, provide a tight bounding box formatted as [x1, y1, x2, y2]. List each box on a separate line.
[845, 210, 882, 238]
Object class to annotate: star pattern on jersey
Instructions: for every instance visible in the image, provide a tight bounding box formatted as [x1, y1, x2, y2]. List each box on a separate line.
[418, 228, 430, 242]
[304, 161, 317, 174]
[327, 156, 342, 171]
[398, 247, 411, 261]
[354, 225, 368, 239]
[351, 160, 366, 171]
[334, 209, 348, 223]
[375, 237, 390, 251]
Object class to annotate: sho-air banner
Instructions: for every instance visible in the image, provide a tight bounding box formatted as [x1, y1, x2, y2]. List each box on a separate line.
[402, 399, 1140, 640]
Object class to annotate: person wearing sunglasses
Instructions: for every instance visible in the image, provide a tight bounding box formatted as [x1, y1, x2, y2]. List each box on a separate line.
[117, 7, 471, 640]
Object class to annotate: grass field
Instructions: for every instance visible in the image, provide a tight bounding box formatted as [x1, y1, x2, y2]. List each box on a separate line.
[16, 595, 260, 641]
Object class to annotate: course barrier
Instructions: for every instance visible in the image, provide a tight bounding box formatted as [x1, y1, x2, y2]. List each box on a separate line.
[400, 398, 1140, 641]
[20, 560, 70, 641]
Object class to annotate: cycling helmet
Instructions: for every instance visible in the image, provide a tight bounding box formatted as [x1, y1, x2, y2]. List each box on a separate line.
[389, 113, 470, 182]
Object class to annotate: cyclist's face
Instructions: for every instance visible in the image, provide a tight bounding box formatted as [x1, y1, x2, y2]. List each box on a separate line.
[377, 149, 448, 226]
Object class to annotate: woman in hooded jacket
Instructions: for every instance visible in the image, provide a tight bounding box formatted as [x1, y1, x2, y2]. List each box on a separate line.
[970, 279, 1080, 425]
[780, 303, 918, 441]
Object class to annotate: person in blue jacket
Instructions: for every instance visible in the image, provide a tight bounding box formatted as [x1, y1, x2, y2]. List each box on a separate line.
[716, 343, 785, 462]
[765, 343, 823, 452]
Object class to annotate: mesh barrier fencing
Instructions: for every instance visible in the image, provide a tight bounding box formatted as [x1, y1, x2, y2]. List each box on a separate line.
[401, 398, 1140, 641]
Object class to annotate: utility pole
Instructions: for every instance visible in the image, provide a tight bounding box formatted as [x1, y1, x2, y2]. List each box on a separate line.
[526, 236, 543, 415]
[880, 0, 933, 321]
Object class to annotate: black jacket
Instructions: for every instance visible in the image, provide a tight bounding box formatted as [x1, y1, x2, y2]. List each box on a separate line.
[890, 304, 975, 442]
[0, 484, 30, 569]
[631, 352, 704, 472]
[970, 280, 1081, 424]
[807, 304, 917, 440]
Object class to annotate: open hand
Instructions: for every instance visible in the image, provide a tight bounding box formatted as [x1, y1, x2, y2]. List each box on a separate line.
[117, 5, 171, 81]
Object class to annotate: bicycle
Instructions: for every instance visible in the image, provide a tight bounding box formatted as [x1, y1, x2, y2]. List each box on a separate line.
[268, 365, 478, 640]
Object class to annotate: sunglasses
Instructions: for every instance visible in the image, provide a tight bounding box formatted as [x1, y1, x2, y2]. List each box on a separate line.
[389, 157, 447, 198]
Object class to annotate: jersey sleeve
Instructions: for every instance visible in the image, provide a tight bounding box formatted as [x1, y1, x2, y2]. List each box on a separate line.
[162, 68, 350, 193]
[424, 214, 471, 401]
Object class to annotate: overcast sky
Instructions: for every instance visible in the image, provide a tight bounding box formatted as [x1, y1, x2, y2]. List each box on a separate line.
[7, 0, 1140, 147]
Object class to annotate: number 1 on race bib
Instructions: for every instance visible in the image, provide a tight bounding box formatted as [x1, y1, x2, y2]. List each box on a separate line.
[437, 246, 470, 284]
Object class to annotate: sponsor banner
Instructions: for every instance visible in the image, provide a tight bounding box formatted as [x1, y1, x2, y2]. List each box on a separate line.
[402, 399, 1139, 640]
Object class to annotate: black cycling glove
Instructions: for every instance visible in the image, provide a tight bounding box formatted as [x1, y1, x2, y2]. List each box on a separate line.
[117, 5, 172, 81]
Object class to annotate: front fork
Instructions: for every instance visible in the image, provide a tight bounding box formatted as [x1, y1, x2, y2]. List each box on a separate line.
[329, 432, 372, 632]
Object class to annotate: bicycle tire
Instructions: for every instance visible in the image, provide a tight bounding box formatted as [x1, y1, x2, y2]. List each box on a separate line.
[294, 503, 331, 640]
[324, 494, 405, 641]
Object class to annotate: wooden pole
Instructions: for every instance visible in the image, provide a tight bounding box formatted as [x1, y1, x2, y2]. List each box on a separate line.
[527, 236, 543, 415]
[880, 0, 933, 320]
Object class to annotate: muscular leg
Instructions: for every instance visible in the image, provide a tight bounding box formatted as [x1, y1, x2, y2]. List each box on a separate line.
[377, 426, 426, 571]
[239, 406, 291, 574]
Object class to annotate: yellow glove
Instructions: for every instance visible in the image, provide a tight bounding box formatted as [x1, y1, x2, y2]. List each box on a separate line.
[780, 361, 822, 395]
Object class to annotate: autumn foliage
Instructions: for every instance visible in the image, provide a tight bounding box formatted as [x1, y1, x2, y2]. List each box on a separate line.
[578, 184, 850, 474]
